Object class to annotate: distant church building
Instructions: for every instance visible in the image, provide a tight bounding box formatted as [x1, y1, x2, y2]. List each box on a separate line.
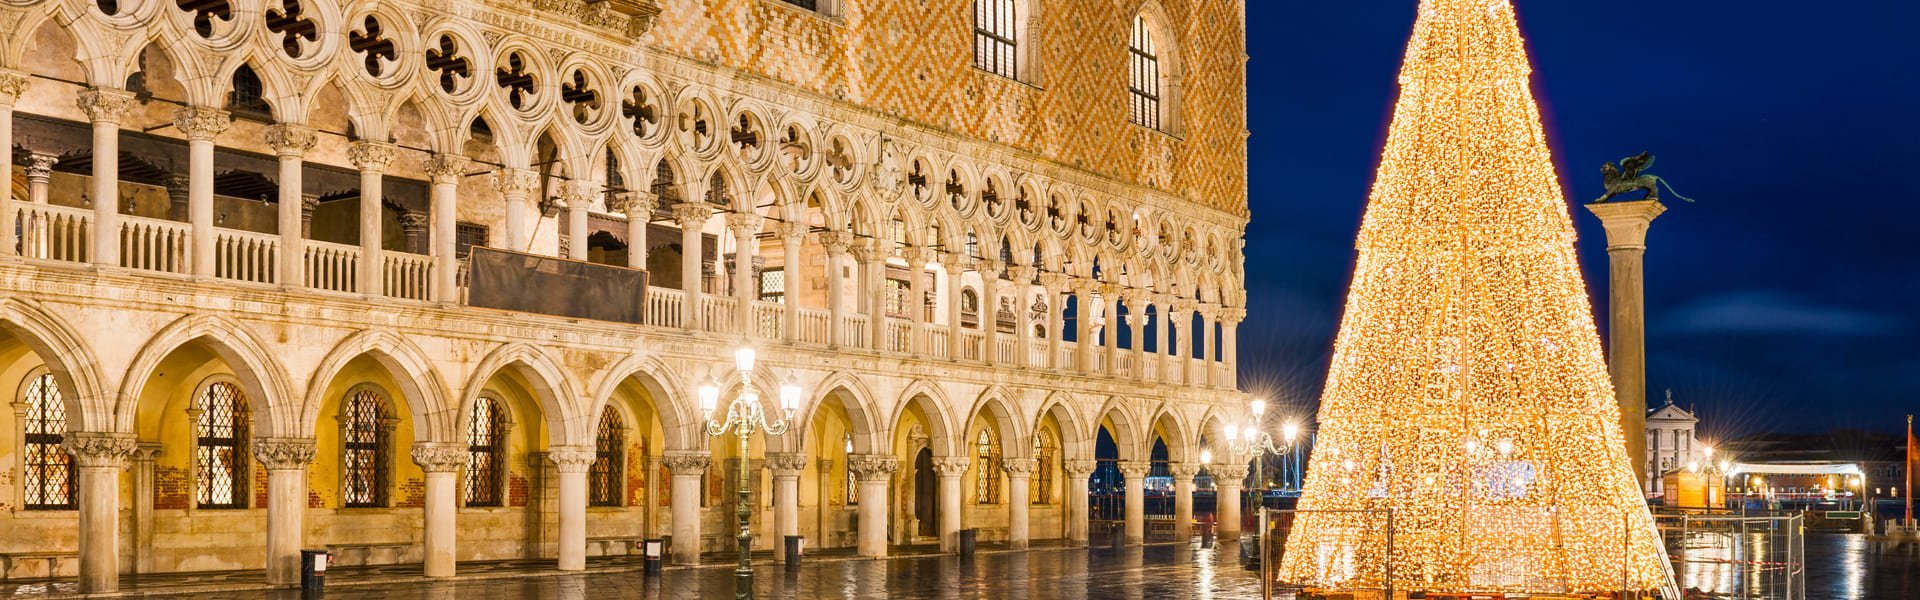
[1646, 390, 1704, 497]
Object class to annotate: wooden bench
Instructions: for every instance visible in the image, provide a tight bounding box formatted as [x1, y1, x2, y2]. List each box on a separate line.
[325, 542, 414, 567]
[586, 536, 650, 557]
[0, 551, 79, 580]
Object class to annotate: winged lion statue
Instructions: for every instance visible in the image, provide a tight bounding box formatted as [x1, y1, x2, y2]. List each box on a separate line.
[1595, 152, 1694, 204]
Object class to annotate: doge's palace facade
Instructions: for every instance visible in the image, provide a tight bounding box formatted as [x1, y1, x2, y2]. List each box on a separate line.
[0, 0, 1248, 591]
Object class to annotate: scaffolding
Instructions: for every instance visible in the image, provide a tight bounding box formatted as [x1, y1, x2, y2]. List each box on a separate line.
[1655, 511, 1806, 600]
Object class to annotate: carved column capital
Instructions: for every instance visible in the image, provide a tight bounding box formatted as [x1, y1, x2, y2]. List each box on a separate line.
[662, 451, 711, 475]
[547, 445, 597, 474]
[766, 452, 809, 477]
[1207, 463, 1250, 483]
[172, 106, 232, 141]
[724, 212, 763, 236]
[1000, 458, 1037, 477]
[423, 154, 470, 185]
[937, 253, 967, 272]
[1219, 306, 1247, 326]
[976, 259, 1005, 279]
[773, 221, 809, 242]
[347, 141, 397, 172]
[560, 179, 600, 209]
[0, 69, 30, 105]
[494, 168, 540, 196]
[670, 203, 714, 228]
[931, 456, 970, 478]
[62, 432, 138, 469]
[848, 239, 885, 263]
[818, 230, 854, 255]
[1062, 459, 1099, 478]
[264, 124, 318, 157]
[1115, 460, 1151, 479]
[848, 454, 899, 482]
[1197, 302, 1222, 321]
[25, 153, 58, 179]
[1009, 265, 1038, 283]
[132, 442, 162, 463]
[410, 442, 466, 474]
[253, 438, 318, 470]
[398, 212, 430, 233]
[1038, 272, 1071, 291]
[614, 191, 659, 217]
[1167, 462, 1203, 480]
[75, 87, 137, 125]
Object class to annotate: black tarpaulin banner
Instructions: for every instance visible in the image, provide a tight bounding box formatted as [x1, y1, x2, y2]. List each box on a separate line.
[468, 247, 647, 324]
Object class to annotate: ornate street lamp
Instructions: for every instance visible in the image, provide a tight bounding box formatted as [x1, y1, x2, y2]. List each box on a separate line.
[700, 347, 802, 600]
[1222, 398, 1299, 598]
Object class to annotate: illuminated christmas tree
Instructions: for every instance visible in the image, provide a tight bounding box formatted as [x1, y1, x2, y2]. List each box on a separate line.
[1276, 0, 1677, 594]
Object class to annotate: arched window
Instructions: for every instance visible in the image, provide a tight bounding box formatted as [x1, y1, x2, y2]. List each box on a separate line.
[195, 380, 251, 509]
[843, 432, 857, 506]
[974, 428, 1001, 503]
[1032, 430, 1056, 505]
[22, 371, 73, 510]
[591, 408, 625, 507]
[228, 64, 272, 120]
[706, 171, 730, 206]
[341, 387, 391, 508]
[973, 0, 1019, 79]
[960, 288, 980, 328]
[1128, 16, 1163, 130]
[652, 159, 680, 205]
[464, 397, 505, 506]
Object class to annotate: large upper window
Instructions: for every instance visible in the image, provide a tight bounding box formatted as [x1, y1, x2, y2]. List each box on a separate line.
[22, 371, 73, 510]
[973, 0, 1019, 79]
[464, 397, 505, 506]
[195, 380, 251, 509]
[341, 387, 391, 508]
[591, 408, 625, 507]
[974, 428, 1001, 503]
[1128, 16, 1163, 130]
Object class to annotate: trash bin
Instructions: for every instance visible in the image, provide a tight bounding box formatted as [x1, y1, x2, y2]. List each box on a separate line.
[958, 529, 977, 558]
[784, 535, 804, 567]
[643, 538, 665, 575]
[300, 549, 329, 594]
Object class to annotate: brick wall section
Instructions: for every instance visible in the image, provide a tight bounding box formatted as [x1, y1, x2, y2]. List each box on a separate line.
[509, 470, 529, 507]
[253, 463, 269, 508]
[154, 465, 189, 510]
[648, 0, 1249, 216]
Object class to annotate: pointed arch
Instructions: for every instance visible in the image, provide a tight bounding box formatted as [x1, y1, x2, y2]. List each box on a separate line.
[1147, 404, 1191, 463]
[116, 314, 296, 437]
[1033, 391, 1090, 460]
[458, 342, 585, 447]
[892, 379, 958, 456]
[1091, 396, 1142, 462]
[585, 354, 693, 451]
[0, 299, 108, 433]
[796, 370, 882, 454]
[964, 385, 1028, 458]
[300, 329, 454, 442]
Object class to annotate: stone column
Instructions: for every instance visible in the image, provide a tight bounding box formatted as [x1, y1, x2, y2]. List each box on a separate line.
[903, 247, 931, 354]
[1586, 199, 1666, 488]
[978, 260, 1003, 364]
[563, 181, 596, 262]
[931, 456, 967, 552]
[671, 204, 714, 330]
[858, 239, 892, 350]
[300, 195, 318, 238]
[1153, 295, 1172, 382]
[776, 222, 807, 342]
[1011, 265, 1037, 367]
[1210, 463, 1249, 541]
[25, 153, 56, 205]
[1220, 307, 1245, 388]
[130, 443, 160, 573]
[942, 255, 966, 359]
[767, 453, 806, 563]
[1072, 280, 1096, 373]
[1169, 301, 1193, 382]
[173, 107, 231, 276]
[1062, 459, 1098, 546]
[398, 213, 429, 256]
[7, 402, 22, 510]
[848, 455, 898, 557]
[1125, 291, 1149, 381]
[410, 443, 464, 577]
[620, 191, 658, 269]
[1198, 304, 1219, 387]
[548, 446, 595, 571]
[1002, 458, 1036, 550]
[1104, 284, 1123, 377]
[165, 175, 190, 223]
[1169, 462, 1200, 541]
[1041, 274, 1068, 370]
[663, 452, 709, 564]
[0, 71, 29, 256]
[728, 213, 763, 336]
[820, 231, 853, 347]
[424, 154, 468, 302]
[494, 168, 539, 251]
[1117, 460, 1148, 545]
[348, 141, 395, 295]
[264, 125, 316, 287]
[77, 88, 137, 267]
[62, 432, 136, 593]
[254, 438, 316, 585]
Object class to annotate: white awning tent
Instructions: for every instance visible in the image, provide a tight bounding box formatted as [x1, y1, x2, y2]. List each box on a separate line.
[1726, 461, 1864, 476]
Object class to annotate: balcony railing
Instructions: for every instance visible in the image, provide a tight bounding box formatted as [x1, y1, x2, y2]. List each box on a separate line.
[645, 287, 685, 328]
[214, 229, 280, 284]
[304, 241, 361, 294]
[16, 203, 91, 263]
[383, 251, 432, 301]
[119, 215, 188, 274]
[753, 301, 783, 339]
[797, 307, 830, 345]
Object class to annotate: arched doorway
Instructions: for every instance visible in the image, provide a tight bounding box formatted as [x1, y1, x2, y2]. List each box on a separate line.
[914, 447, 937, 538]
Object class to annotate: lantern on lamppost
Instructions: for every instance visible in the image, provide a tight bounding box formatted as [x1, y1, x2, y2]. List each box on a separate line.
[700, 347, 802, 600]
[1221, 398, 1299, 596]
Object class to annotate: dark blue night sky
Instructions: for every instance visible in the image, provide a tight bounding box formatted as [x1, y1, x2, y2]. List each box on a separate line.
[1240, 1, 1919, 437]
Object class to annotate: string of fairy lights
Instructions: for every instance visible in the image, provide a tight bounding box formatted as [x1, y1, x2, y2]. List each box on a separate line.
[1276, 0, 1677, 594]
